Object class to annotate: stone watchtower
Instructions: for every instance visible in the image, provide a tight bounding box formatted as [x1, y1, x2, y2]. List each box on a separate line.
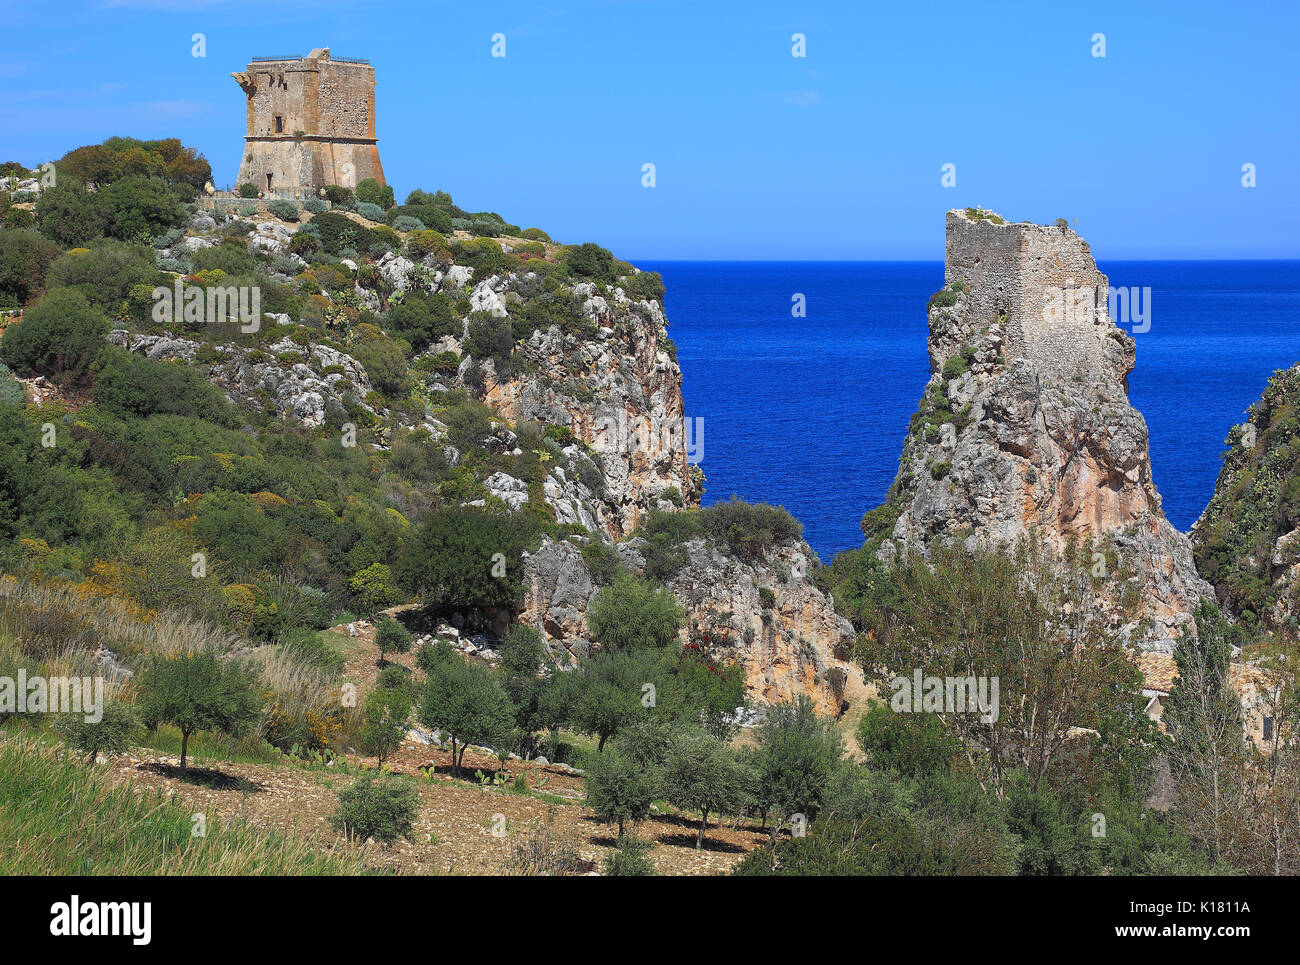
[232, 48, 384, 198]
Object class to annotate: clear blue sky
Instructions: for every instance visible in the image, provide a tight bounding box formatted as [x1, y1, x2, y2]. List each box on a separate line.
[2, 0, 1296, 259]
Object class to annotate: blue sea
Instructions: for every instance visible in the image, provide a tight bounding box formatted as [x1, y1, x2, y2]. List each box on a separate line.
[641, 260, 1300, 562]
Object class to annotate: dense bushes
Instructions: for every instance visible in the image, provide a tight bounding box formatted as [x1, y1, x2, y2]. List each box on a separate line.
[0, 229, 59, 306]
[354, 178, 394, 210]
[58, 137, 211, 196]
[587, 573, 682, 651]
[635, 499, 803, 577]
[92, 350, 235, 424]
[266, 199, 299, 222]
[397, 506, 542, 608]
[383, 292, 458, 351]
[45, 241, 159, 312]
[99, 175, 185, 240]
[0, 287, 109, 382]
[462, 311, 515, 372]
[35, 180, 111, 246]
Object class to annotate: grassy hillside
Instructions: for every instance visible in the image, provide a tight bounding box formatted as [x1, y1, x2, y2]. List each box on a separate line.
[0, 736, 369, 875]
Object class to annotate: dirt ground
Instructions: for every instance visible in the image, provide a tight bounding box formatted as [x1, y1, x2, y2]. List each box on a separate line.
[99, 611, 769, 874]
[105, 739, 768, 875]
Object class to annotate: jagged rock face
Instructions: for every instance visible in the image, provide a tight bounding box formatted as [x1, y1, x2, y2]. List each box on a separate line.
[480, 280, 696, 538]
[522, 536, 856, 715]
[880, 210, 1211, 649]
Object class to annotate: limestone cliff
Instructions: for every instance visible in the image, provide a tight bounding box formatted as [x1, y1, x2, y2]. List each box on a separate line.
[876, 209, 1211, 649]
[522, 535, 856, 716]
[376, 252, 697, 539]
[479, 279, 696, 538]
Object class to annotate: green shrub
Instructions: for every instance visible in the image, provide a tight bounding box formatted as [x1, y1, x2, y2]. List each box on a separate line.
[93, 350, 234, 423]
[100, 175, 185, 241]
[562, 242, 616, 282]
[603, 833, 657, 875]
[391, 214, 425, 233]
[267, 199, 299, 222]
[355, 201, 385, 223]
[59, 699, 141, 765]
[46, 241, 159, 313]
[384, 292, 457, 351]
[238, 183, 259, 198]
[0, 361, 22, 408]
[397, 505, 542, 609]
[303, 198, 327, 214]
[588, 572, 682, 651]
[699, 497, 803, 563]
[543, 424, 574, 446]
[329, 775, 419, 845]
[0, 230, 59, 306]
[0, 287, 109, 382]
[354, 178, 394, 210]
[928, 287, 959, 311]
[35, 180, 111, 247]
[350, 337, 409, 398]
[582, 540, 624, 586]
[620, 270, 665, 302]
[462, 311, 515, 372]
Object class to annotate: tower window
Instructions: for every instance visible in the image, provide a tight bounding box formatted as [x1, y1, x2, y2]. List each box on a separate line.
[274, 115, 284, 133]
[266, 173, 273, 192]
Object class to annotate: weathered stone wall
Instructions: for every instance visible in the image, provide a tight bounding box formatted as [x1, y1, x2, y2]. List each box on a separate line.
[944, 211, 1123, 387]
[233, 49, 384, 197]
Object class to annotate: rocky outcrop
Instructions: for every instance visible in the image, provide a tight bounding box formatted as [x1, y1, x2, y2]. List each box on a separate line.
[522, 536, 856, 716]
[876, 209, 1211, 649]
[108, 330, 379, 428]
[477, 279, 696, 538]
[1191, 363, 1300, 626]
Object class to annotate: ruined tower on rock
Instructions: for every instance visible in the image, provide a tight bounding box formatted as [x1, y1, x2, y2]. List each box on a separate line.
[232, 48, 384, 198]
[875, 208, 1212, 650]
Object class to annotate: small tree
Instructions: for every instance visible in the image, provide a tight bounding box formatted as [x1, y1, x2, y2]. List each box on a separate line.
[329, 775, 420, 845]
[570, 649, 667, 752]
[137, 651, 261, 774]
[661, 728, 751, 848]
[0, 287, 109, 384]
[374, 616, 412, 666]
[753, 695, 844, 843]
[356, 685, 412, 770]
[61, 698, 140, 765]
[418, 657, 514, 776]
[1164, 600, 1247, 865]
[499, 623, 549, 758]
[585, 744, 657, 838]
